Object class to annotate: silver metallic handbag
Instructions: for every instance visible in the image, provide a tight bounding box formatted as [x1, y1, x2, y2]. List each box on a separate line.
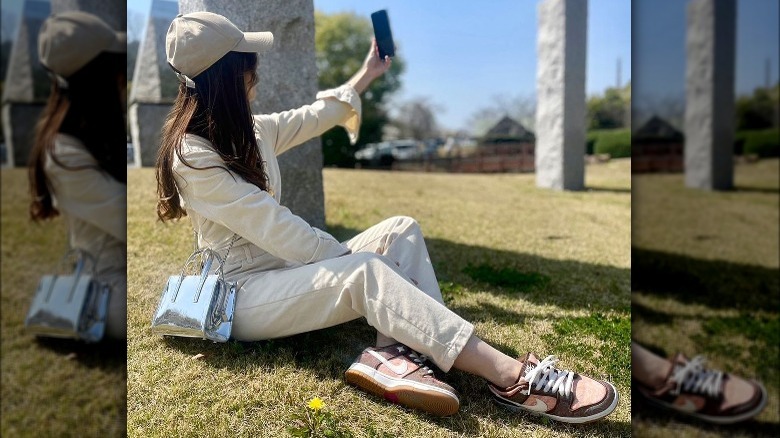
[25, 248, 110, 342]
[150, 238, 237, 342]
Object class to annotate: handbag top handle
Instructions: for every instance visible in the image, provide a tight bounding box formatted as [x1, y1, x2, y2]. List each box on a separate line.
[170, 233, 238, 303]
[45, 248, 97, 302]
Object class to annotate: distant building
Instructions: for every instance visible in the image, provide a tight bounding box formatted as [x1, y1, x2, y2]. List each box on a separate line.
[632, 115, 684, 173]
[482, 116, 536, 144]
[464, 116, 535, 172]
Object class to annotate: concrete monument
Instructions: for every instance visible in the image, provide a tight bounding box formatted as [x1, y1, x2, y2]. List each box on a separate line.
[1, 0, 51, 167]
[179, 0, 326, 228]
[129, 0, 179, 167]
[684, 0, 736, 190]
[535, 0, 588, 191]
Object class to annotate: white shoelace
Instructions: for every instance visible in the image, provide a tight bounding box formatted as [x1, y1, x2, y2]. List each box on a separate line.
[397, 346, 434, 376]
[523, 355, 575, 397]
[669, 355, 723, 398]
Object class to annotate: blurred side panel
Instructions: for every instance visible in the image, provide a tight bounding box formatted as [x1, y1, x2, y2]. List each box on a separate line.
[1, 1, 127, 437]
[632, 0, 779, 436]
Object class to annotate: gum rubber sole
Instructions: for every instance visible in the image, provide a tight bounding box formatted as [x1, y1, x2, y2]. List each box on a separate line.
[345, 368, 459, 416]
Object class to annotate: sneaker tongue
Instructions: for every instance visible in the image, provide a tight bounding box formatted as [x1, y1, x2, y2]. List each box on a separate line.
[673, 352, 688, 362]
[520, 352, 541, 378]
[670, 353, 690, 373]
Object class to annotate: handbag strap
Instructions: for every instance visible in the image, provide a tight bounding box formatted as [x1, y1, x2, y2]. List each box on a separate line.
[192, 230, 238, 273]
[61, 232, 109, 277]
[170, 233, 238, 303]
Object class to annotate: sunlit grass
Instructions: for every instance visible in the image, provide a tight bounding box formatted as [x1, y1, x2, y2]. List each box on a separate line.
[632, 159, 779, 438]
[1, 169, 126, 438]
[127, 160, 631, 437]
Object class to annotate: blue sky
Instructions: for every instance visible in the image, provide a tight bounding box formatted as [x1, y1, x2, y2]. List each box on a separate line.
[123, 0, 631, 131]
[633, 0, 779, 107]
[5, 1, 777, 130]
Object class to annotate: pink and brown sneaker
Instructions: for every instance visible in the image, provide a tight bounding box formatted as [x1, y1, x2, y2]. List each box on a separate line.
[635, 353, 767, 424]
[488, 353, 619, 423]
[344, 343, 460, 416]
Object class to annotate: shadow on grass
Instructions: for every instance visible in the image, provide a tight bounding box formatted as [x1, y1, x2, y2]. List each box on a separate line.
[151, 225, 631, 434]
[34, 337, 127, 372]
[586, 186, 632, 194]
[632, 247, 780, 311]
[733, 186, 779, 194]
[159, 326, 630, 437]
[630, 301, 674, 326]
[331, 225, 630, 313]
[632, 246, 779, 435]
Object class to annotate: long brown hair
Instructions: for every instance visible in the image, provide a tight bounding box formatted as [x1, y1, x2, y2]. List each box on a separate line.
[156, 51, 270, 222]
[28, 52, 127, 220]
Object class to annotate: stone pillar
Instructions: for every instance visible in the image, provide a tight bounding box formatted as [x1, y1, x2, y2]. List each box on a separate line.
[535, 0, 587, 191]
[1, 0, 51, 167]
[684, 0, 736, 190]
[179, 0, 325, 228]
[129, 0, 178, 167]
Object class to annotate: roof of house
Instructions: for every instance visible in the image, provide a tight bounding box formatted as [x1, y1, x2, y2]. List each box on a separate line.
[635, 115, 684, 140]
[483, 116, 534, 143]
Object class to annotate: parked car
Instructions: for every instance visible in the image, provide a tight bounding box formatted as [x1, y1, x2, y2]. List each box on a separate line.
[355, 142, 393, 168]
[389, 140, 422, 161]
[354, 140, 422, 168]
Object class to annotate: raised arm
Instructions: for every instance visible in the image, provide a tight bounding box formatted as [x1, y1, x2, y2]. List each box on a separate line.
[256, 38, 392, 156]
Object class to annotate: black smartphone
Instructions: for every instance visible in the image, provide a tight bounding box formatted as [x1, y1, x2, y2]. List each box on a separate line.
[371, 10, 395, 60]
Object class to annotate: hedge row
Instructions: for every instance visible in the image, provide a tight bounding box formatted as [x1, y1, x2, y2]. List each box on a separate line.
[587, 129, 631, 158]
[736, 129, 779, 157]
[586, 128, 778, 159]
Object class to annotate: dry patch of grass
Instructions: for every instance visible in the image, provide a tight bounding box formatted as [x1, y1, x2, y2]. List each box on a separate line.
[632, 159, 779, 437]
[1, 169, 126, 438]
[128, 160, 631, 437]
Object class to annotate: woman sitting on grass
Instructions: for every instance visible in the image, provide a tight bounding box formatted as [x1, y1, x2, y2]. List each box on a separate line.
[29, 11, 127, 340]
[156, 11, 618, 422]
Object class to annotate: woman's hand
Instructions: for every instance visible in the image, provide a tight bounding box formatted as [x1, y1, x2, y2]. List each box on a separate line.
[363, 38, 392, 80]
[347, 38, 392, 94]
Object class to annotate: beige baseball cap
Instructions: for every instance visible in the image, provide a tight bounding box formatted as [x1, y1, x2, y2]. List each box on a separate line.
[38, 11, 126, 78]
[166, 11, 274, 81]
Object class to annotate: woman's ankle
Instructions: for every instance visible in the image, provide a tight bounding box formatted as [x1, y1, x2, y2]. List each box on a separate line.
[493, 359, 523, 388]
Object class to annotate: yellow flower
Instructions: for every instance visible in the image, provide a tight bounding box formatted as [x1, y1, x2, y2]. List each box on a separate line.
[308, 397, 324, 411]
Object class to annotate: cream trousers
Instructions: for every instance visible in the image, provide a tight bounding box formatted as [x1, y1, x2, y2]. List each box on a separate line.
[226, 216, 474, 372]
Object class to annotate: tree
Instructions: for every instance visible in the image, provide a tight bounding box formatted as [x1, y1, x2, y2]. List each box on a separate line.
[315, 11, 404, 167]
[736, 84, 779, 130]
[587, 82, 631, 130]
[391, 97, 440, 140]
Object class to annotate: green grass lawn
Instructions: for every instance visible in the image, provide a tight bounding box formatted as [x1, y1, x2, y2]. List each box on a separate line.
[632, 159, 779, 438]
[0, 169, 126, 438]
[127, 160, 631, 437]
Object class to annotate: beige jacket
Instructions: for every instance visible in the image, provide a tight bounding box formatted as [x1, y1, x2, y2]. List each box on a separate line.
[45, 134, 127, 277]
[172, 84, 362, 271]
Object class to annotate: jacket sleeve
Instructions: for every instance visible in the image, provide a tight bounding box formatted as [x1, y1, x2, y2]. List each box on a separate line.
[173, 146, 349, 264]
[254, 84, 362, 156]
[45, 146, 127, 243]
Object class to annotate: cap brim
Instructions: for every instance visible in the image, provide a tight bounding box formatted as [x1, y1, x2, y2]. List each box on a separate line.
[234, 31, 274, 54]
[106, 32, 127, 53]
